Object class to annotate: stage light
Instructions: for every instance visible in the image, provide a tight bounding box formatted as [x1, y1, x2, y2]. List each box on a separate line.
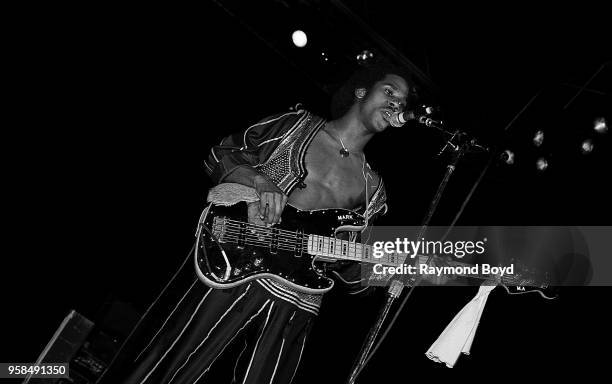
[581, 139, 594, 154]
[292, 30, 307, 47]
[536, 157, 548, 172]
[594, 117, 608, 133]
[501, 149, 515, 165]
[356, 49, 374, 62]
[533, 130, 544, 147]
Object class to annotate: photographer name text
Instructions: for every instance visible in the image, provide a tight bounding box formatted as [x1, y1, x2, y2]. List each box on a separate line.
[372, 263, 514, 276]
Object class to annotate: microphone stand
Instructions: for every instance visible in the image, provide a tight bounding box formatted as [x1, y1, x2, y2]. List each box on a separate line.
[347, 88, 547, 381]
[347, 126, 478, 384]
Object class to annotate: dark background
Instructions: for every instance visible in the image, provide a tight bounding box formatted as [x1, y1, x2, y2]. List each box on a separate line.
[3, 1, 611, 379]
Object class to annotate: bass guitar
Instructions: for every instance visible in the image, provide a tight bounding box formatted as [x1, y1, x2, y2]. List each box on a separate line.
[195, 185, 556, 299]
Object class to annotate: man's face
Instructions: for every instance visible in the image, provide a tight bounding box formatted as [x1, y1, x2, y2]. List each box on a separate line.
[358, 74, 409, 133]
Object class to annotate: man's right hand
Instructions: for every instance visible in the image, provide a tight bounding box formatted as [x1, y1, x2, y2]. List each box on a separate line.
[253, 175, 288, 226]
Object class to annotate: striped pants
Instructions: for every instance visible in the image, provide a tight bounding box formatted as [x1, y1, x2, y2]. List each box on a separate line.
[121, 279, 316, 384]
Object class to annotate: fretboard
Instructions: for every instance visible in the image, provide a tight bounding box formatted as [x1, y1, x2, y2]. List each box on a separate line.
[307, 234, 402, 265]
[306, 234, 507, 281]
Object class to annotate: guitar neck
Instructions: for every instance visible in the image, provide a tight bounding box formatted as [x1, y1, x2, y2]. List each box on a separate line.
[307, 234, 387, 263]
[212, 217, 535, 285]
[307, 234, 502, 281]
[307, 234, 454, 266]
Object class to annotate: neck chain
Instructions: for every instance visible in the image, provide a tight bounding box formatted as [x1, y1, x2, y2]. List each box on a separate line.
[324, 126, 350, 157]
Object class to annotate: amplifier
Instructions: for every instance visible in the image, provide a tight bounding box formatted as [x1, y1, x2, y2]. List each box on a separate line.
[24, 310, 94, 384]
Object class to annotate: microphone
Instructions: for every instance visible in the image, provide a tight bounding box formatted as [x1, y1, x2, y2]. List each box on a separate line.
[390, 109, 490, 153]
[389, 110, 445, 129]
[388, 110, 417, 127]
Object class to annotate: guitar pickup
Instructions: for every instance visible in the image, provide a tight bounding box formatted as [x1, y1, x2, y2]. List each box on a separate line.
[268, 228, 279, 254]
[237, 222, 247, 248]
[211, 216, 227, 242]
[294, 231, 305, 258]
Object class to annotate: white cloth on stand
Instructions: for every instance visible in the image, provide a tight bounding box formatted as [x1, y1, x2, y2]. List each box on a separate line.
[425, 283, 497, 368]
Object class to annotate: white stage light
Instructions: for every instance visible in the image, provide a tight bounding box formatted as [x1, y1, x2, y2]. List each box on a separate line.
[356, 49, 374, 62]
[594, 117, 607, 133]
[292, 30, 307, 47]
[536, 157, 548, 172]
[533, 130, 544, 147]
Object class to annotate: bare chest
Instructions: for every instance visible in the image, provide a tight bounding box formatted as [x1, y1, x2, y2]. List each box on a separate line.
[288, 133, 375, 210]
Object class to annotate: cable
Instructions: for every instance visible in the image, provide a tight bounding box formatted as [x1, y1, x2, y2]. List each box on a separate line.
[563, 62, 609, 110]
[350, 275, 426, 380]
[439, 156, 493, 243]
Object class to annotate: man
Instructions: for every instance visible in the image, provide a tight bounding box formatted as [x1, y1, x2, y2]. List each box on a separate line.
[120, 61, 416, 383]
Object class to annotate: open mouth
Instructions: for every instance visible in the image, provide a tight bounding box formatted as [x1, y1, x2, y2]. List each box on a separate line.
[380, 108, 393, 121]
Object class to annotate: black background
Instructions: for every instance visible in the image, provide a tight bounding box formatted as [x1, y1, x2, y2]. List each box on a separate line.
[3, 1, 611, 379]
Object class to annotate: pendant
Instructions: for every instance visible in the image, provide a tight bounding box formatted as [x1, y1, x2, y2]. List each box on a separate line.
[340, 148, 350, 157]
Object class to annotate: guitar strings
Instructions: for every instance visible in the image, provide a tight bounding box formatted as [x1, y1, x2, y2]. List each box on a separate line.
[218, 233, 361, 258]
[218, 220, 377, 263]
[220, 221, 538, 284]
[211, 222, 534, 286]
[218, 223, 365, 256]
[219, 220, 366, 249]
[212, 236, 400, 268]
[218, 226, 369, 258]
[217, 226, 312, 243]
[214, 232, 528, 283]
[217, 227, 527, 281]
[211, 231, 529, 284]
[217, 230, 308, 247]
[222, 219, 366, 245]
[214, 231, 373, 261]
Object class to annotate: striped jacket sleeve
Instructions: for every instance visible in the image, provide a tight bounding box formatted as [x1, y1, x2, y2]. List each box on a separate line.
[203, 109, 304, 184]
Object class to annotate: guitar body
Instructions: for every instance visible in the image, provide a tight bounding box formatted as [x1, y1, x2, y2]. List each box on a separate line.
[195, 202, 366, 294]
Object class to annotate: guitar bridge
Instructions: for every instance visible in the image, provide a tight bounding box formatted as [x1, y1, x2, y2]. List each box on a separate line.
[212, 216, 227, 242]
